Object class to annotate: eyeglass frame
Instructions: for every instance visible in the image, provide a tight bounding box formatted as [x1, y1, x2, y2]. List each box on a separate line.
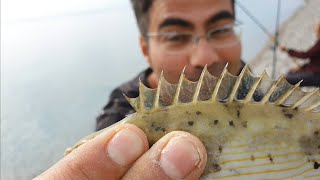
[144, 21, 242, 53]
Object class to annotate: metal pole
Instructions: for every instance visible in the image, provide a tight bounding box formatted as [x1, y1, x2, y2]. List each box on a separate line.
[272, 0, 281, 79]
[236, 1, 274, 39]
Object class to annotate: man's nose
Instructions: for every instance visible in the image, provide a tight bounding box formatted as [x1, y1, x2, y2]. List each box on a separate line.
[189, 38, 219, 68]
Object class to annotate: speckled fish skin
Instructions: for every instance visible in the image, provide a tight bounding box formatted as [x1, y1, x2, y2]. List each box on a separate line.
[65, 65, 320, 179]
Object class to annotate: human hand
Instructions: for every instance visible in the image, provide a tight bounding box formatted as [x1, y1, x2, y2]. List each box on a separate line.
[35, 124, 207, 180]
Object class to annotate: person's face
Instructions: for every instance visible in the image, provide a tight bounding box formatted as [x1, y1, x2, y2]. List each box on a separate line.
[140, 0, 241, 85]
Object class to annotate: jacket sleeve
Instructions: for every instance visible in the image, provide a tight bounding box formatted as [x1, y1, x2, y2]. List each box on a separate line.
[95, 88, 135, 131]
[287, 40, 320, 60]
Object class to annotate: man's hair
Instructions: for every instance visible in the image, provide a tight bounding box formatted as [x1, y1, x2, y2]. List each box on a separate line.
[130, 0, 235, 35]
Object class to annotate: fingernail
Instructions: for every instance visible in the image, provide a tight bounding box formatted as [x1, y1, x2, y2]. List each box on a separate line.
[107, 128, 144, 166]
[160, 137, 200, 179]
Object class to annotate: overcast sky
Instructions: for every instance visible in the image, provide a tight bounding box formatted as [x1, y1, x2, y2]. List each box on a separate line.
[3, 0, 128, 23]
[2, 0, 304, 64]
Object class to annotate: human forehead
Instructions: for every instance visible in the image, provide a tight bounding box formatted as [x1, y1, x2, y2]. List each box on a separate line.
[149, 0, 234, 29]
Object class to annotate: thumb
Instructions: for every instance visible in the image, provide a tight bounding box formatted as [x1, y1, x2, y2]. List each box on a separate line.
[34, 124, 149, 180]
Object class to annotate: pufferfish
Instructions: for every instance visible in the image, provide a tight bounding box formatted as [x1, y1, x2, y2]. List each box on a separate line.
[65, 65, 320, 179]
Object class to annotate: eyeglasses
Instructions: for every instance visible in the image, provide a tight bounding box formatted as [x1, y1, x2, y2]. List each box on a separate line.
[146, 22, 242, 54]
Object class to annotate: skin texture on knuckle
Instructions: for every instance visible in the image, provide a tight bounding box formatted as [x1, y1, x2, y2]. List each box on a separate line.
[63, 158, 90, 180]
[34, 158, 88, 180]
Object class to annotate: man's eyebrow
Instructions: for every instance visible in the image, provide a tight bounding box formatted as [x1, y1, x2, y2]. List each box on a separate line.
[158, 18, 193, 30]
[206, 11, 234, 26]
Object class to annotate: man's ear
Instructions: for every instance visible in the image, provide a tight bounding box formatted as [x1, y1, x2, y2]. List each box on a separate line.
[139, 36, 151, 64]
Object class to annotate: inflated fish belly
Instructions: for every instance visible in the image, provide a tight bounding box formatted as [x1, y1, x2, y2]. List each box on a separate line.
[66, 66, 320, 179]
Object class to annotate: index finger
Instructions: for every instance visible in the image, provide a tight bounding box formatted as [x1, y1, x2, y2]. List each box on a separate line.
[36, 124, 149, 180]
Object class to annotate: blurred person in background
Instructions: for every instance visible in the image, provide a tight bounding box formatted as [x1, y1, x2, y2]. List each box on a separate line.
[281, 22, 320, 87]
[96, 0, 245, 131]
[36, 0, 245, 179]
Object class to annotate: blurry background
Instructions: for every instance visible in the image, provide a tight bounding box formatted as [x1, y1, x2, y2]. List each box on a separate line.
[1, 0, 308, 179]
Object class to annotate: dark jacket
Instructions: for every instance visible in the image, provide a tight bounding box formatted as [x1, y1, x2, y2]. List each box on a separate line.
[96, 63, 245, 131]
[287, 39, 320, 73]
[96, 68, 152, 130]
